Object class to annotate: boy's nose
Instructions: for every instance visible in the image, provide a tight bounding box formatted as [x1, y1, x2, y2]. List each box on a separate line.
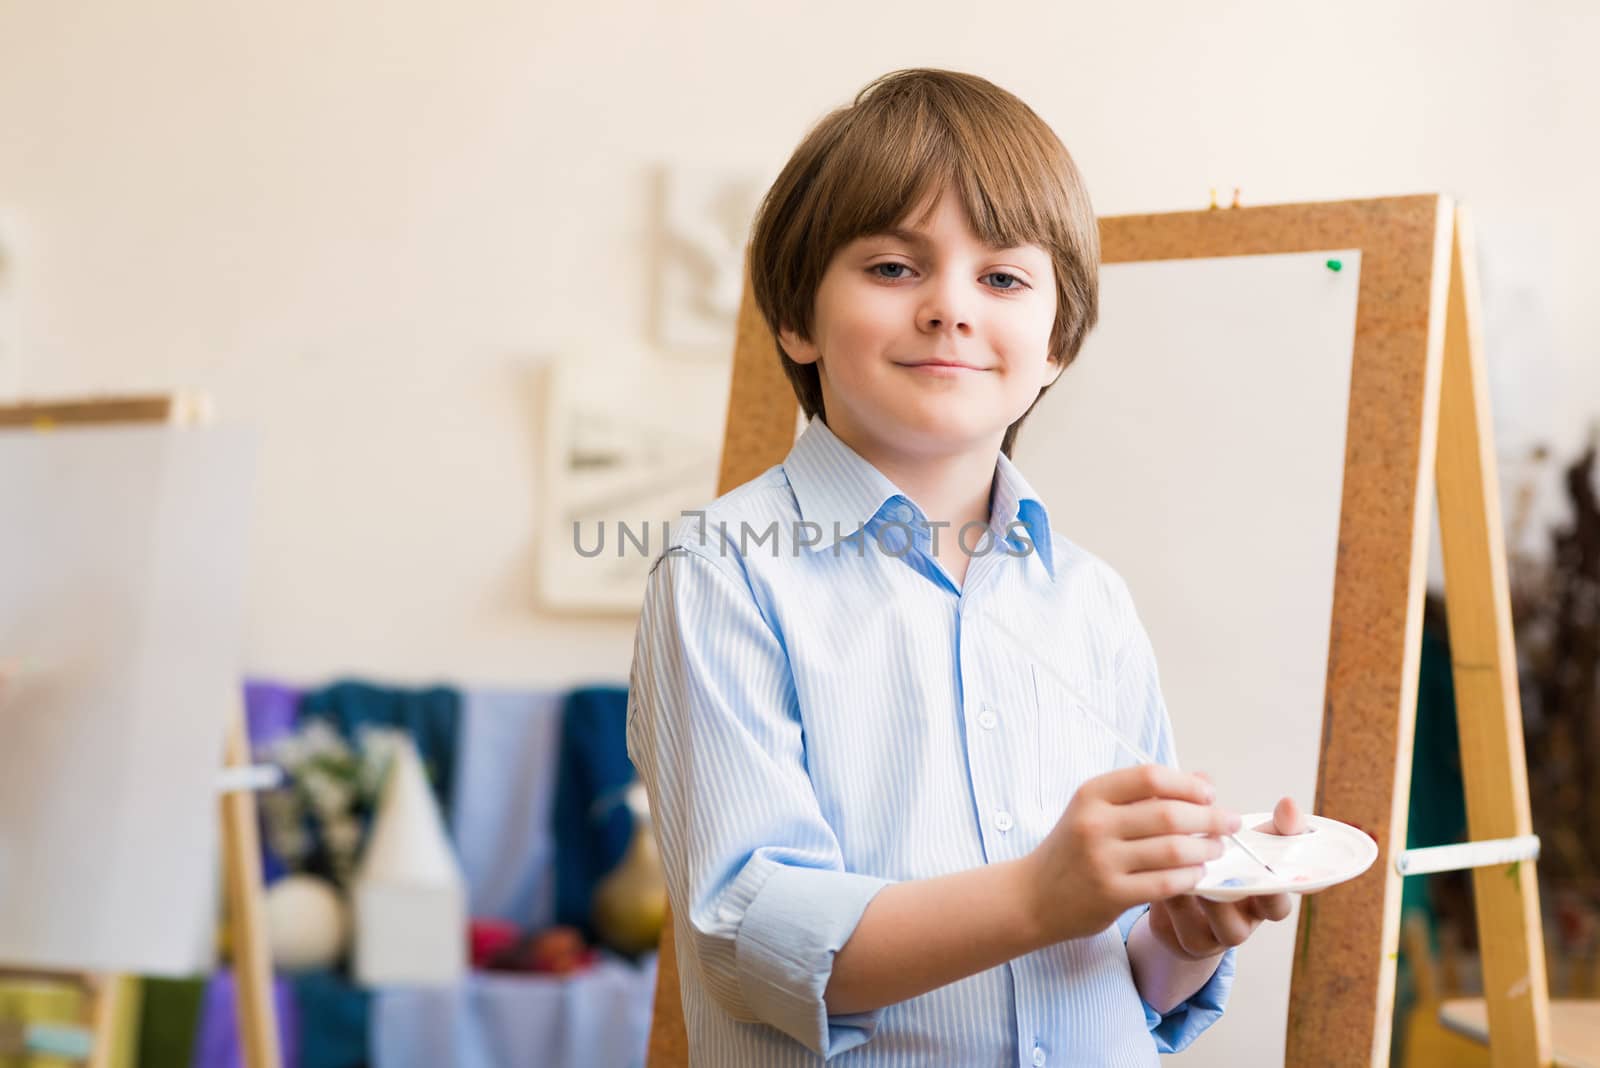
[921, 314, 971, 334]
[918, 301, 973, 335]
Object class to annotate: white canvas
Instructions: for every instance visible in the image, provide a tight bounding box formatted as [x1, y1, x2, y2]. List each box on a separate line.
[1013, 250, 1362, 1067]
[0, 424, 256, 975]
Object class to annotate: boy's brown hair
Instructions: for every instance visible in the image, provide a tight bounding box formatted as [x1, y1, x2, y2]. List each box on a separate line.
[747, 68, 1100, 457]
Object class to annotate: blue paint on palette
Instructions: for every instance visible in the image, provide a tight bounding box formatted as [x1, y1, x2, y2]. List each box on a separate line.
[1219, 878, 1246, 888]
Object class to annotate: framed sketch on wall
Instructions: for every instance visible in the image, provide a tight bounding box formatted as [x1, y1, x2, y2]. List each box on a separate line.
[652, 165, 765, 353]
[537, 354, 731, 614]
[536, 163, 765, 614]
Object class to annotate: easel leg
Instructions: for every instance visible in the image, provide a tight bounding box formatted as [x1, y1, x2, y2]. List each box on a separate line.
[647, 917, 688, 1067]
[220, 700, 283, 1068]
[1435, 205, 1553, 1067]
[82, 973, 119, 1068]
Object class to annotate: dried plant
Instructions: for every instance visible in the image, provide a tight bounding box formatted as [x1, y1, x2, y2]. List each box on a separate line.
[1507, 436, 1600, 978]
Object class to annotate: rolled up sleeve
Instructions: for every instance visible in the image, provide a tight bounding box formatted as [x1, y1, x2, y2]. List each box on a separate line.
[737, 863, 888, 1053]
[1115, 907, 1236, 1053]
[627, 543, 891, 1058]
[1138, 946, 1236, 1053]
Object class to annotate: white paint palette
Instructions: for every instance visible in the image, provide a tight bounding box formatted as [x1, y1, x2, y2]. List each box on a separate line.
[1191, 813, 1378, 902]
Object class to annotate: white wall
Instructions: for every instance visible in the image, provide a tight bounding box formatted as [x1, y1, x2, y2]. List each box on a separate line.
[1, 1, 1593, 690]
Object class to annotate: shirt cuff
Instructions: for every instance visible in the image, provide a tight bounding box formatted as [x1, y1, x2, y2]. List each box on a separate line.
[1138, 946, 1236, 1053]
[734, 864, 892, 1058]
[1116, 904, 1148, 942]
[1116, 904, 1235, 1054]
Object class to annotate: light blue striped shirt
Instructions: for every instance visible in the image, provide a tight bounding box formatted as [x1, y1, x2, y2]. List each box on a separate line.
[626, 417, 1233, 1066]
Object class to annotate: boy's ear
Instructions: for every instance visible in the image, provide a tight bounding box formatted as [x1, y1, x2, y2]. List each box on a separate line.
[777, 324, 820, 365]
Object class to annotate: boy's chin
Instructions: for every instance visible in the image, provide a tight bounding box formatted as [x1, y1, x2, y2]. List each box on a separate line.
[880, 413, 1010, 454]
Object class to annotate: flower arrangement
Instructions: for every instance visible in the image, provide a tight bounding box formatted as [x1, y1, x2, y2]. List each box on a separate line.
[257, 720, 410, 888]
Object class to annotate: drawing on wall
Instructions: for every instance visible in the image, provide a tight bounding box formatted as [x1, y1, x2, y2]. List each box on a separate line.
[539, 354, 731, 613]
[536, 165, 768, 612]
[654, 165, 765, 353]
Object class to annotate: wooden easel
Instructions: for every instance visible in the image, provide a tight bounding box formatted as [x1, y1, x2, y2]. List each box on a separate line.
[643, 195, 1558, 1067]
[1094, 196, 1553, 1067]
[0, 393, 282, 1068]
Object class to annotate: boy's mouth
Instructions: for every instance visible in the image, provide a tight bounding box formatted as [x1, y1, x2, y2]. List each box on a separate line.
[896, 360, 989, 373]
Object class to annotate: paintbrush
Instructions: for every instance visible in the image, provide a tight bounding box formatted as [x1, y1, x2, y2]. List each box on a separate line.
[984, 610, 1281, 879]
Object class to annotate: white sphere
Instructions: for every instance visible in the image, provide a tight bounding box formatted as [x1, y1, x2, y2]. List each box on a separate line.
[264, 874, 349, 971]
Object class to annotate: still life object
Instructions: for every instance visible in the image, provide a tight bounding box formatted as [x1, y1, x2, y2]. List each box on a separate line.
[591, 782, 668, 957]
[352, 735, 468, 985]
[263, 873, 350, 972]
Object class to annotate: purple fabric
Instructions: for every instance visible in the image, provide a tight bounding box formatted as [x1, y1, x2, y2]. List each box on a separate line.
[243, 680, 302, 882]
[191, 968, 300, 1068]
[244, 680, 302, 750]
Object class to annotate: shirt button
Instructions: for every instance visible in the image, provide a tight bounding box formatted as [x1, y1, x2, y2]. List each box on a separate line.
[995, 810, 1014, 833]
[977, 706, 997, 730]
[1032, 1045, 1047, 1066]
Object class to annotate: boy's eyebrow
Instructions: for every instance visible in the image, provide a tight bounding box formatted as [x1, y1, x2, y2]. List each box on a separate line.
[866, 227, 1036, 255]
[874, 227, 933, 247]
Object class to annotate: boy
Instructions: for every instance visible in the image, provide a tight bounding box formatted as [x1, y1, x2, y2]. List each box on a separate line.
[627, 68, 1304, 1066]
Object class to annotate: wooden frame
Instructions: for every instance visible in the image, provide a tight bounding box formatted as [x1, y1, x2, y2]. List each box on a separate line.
[647, 195, 1551, 1067]
[0, 393, 281, 1068]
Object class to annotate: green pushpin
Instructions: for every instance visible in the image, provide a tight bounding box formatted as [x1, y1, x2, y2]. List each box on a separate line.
[1326, 259, 1343, 272]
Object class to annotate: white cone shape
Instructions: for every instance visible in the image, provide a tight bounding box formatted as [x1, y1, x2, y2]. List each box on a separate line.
[352, 736, 466, 985]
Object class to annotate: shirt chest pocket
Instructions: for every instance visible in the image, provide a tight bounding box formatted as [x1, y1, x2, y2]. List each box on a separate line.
[1031, 664, 1121, 817]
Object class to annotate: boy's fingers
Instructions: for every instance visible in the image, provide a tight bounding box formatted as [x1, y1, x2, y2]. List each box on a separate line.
[1128, 866, 1206, 902]
[1162, 891, 1210, 930]
[1246, 892, 1294, 923]
[1198, 896, 1258, 947]
[1120, 834, 1225, 874]
[1272, 796, 1308, 835]
[1092, 764, 1214, 806]
[1253, 796, 1312, 836]
[1119, 799, 1240, 840]
[1156, 893, 1223, 958]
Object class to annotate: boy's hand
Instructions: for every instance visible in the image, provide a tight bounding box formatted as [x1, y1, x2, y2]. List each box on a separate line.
[1145, 796, 1309, 960]
[1025, 764, 1239, 945]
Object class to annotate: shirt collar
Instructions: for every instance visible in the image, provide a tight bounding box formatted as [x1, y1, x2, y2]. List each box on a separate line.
[991, 449, 1056, 579]
[783, 418, 1057, 579]
[782, 417, 906, 546]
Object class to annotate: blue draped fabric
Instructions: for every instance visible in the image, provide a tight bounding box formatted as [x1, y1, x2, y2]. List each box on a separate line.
[298, 680, 461, 818]
[370, 956, 656, 1068]
[550, 686, 635, 935]
[450, 688, 565, 926]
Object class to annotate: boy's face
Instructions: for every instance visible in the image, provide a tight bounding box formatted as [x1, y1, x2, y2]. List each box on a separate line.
[779, 185, 1060, 462]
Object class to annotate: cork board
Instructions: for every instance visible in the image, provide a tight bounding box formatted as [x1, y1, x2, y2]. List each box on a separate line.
[649, 195, 1454, 1067]
[1100, 196, 1453, 1066]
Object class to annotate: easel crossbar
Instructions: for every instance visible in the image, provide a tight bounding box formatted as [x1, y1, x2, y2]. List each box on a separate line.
[1395, 836, 1541, 877]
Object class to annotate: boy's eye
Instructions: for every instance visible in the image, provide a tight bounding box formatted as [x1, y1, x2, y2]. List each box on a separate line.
[984, 272, 1026, 291]
[871, 262, 912, 280]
